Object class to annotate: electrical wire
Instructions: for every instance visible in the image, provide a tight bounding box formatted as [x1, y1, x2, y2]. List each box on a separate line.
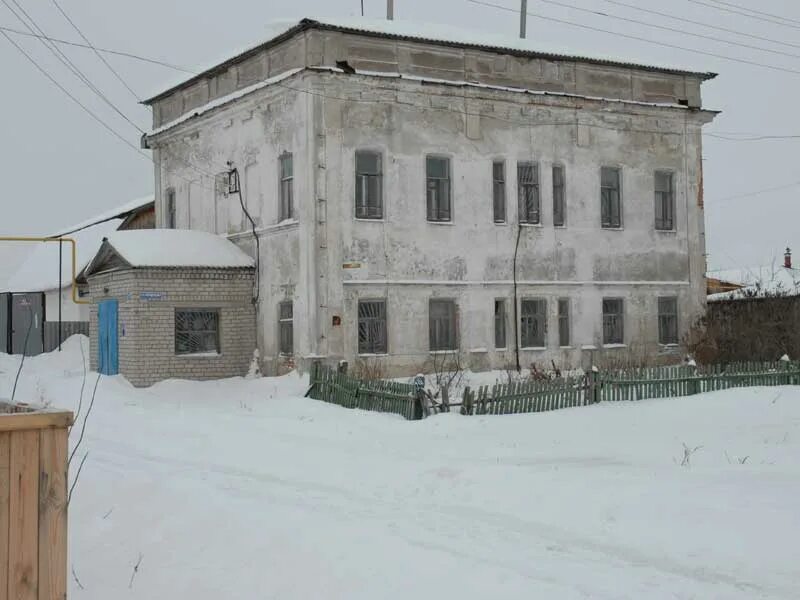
[704, 0, 800, 27]
[598, 0, 800, 51]
[706, 132, 800, 141]
[534, 0, 800, 61]
[715, 180, 800, 202]
[230, 167, 260, 304]
[0, 25, 196, 73]
[50, 0, 142, 102]
[466, 0, 800, 75]
[687, 0, 800, 30]
[2, 0, 147, 134]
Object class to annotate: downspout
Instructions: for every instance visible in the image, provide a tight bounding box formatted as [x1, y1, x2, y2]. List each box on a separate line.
[512, 221, 522, 372]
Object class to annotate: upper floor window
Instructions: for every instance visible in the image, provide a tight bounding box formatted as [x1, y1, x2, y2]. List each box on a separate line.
[429, 299, 457, 351]
[552, 165, 565, 227]
[602, 298, 624, 345]
[492, 161, 506, 223]
[518, 162, 540, 224]
[279, 152, 293, 221]
[426, 156, 451, 222]
[520, 298, 547, 348]
[601, 167, 622, 228]
[654, 171, 675, 231]
[355, 151, 383, 219]
[165, 187, 176, 229]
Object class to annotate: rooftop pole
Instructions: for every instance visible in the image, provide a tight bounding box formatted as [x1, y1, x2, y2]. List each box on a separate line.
[520, 0, 527, 38]
[387, 0, 394, 20]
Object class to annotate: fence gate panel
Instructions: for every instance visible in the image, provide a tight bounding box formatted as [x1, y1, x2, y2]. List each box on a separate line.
[11, 293, 44, 356]
[0, 293, 9, 354]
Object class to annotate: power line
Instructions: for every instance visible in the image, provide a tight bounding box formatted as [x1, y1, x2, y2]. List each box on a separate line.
[0, 25, 196, 73]
[687, 0, 800, 31]
[50, 0, 142, 102]
[466, 0, 800, 75]
[598, 0, 800, 52]
[1, 0, 146, 133]
[534, 0, 800, 61]
[706, 133, 800, 141]
[715, 180, 800, 202]
[704, 0, 800, 27]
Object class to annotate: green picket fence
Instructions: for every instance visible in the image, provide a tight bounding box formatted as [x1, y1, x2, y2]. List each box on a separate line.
[461, 377, 588, 416]
[306, 363, 419, 420]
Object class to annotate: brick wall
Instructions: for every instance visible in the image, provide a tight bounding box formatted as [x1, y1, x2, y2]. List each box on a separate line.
[88, 267, 255, 387]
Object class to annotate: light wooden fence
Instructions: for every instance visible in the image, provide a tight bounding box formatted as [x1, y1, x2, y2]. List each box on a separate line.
[307, 364, 419, 420]
[0, 402, 73, 600]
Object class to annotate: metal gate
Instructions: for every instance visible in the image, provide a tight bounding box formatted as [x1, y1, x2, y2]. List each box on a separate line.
[11, 292, 45, 356]
[0, 293, 9, 354]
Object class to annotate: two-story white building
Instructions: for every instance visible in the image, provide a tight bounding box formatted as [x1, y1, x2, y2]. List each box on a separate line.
[140, 16, 718, 378]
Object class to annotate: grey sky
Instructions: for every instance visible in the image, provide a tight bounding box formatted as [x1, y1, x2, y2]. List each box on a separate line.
[1, 0, 798, 284]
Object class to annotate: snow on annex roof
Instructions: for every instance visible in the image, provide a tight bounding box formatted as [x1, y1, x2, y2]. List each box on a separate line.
[87, 230, 255, 273]
[4, 196, 154, 293]
[707, 264, 800, 301]
[144, 16, 716, 104]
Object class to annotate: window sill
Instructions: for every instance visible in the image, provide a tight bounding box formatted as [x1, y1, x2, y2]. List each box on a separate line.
[602, 343, 627, 349]
[659, 343, 680, 349]
[357, 353, 389, 358]
[521, 346, 547, 351]
[176, 352, 221, 358]
[519, 222, 543, 228]
[655, 228, 677, 234]
[355, 217, 385, 223]
[493, 221, 507, 226]
[553, 225, 567, 229]
[427, 220, 454, 226]
[429, 349, 459, 355]
[559, 345, 573, 349]
[601, 226, 624, 231]
[470, 347, 488, 354]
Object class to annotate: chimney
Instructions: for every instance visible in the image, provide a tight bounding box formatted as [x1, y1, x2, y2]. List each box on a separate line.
[785, 247, 792, 269]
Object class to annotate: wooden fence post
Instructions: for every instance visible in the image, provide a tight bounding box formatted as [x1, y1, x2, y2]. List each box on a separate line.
[462, 386, 472, 415]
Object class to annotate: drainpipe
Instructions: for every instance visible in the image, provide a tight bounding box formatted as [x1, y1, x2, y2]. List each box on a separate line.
[519, 0, 527, 38]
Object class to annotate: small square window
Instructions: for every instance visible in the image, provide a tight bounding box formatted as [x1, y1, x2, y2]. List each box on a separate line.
[175, 309, 219, 355]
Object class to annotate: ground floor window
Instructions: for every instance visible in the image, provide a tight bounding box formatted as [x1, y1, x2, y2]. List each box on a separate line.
[429, 299, 457, 351]
[520, 299, 547, 348]
[558, 298, 570, 347]
[279, 301, 293, 355]
[602, 298, 624, 345]
[358, 300, 387, 354]
[494, 299, 507, 349]
[175, 309, 219, 355]
[658, 297, 679, 345]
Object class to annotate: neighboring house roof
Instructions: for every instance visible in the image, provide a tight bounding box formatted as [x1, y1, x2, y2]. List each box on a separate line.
[3, 196, 154, 294]
[144, 16, 717, 104]
[83, 230, 255, 278]
[707, 264, 800, 301]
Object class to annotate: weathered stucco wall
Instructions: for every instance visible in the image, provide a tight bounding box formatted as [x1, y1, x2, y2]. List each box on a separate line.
[88, 268, 255, 386]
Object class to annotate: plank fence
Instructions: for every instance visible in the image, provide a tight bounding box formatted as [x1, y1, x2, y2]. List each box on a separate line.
[306, 360, 800, 421]
[307, 363, 419, 420]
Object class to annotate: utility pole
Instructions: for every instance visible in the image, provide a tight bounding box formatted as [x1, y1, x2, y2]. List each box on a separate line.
[519, 0, 527, 38]
[387, 0, 394, 20]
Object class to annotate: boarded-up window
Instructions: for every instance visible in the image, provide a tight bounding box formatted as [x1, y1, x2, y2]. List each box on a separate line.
[426, 156, 451, 222]
[492, 161, 506, 223]
[165, 187, 176, 229]
[358, 300, 387, 354]
[602, 298, 624, 345]
[655, 171, 675, 230]
[601, 167, 621, 228]
[552, 165, 565, 227]
[429, 299, 457, 351]
[658, 297, 678, 345]
[558, 298, 570, 347]
[518, 162, 540, 224]
[279, 152, 293, 221]
[279, 301, 293, 355]
[520, 299, 547, 348]
[494, 299, 507, 349]
[355, 151, 383, 219]
[175, 309, 219, 355]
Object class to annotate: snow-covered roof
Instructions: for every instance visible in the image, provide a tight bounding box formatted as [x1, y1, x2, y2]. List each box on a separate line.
[707, 264, 800, 301]
[84, 230, 255, 275]
[2, 196, 153, 293]
[144, 16, 716, 103]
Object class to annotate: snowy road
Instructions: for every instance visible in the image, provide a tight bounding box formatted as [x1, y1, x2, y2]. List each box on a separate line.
[2, 337, 799, 599]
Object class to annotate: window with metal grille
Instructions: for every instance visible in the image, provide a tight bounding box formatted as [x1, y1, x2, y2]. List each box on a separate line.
[658, 296, 679, 345]
[520, 299, 547, 348]
[602, 298, 624, 345]
[494, 299, 507, 349]
[175, 309, 219, 355]
[518, 162, 540, 224]
[553, 165, 565, 227]
[429, 299, 457, 351]
[558, 298, 570, 347]
[426, 156, 451, 222]
[355, 151, 383, 219]
[279, 152, 293, 221]
[492, 161, 506, 223]
[358, 300, 387, 354]
[601, 167, 621, 228]
[278, 301, 293, 355]
[165, 187, 176, 229]
[654, 171, 675, 230]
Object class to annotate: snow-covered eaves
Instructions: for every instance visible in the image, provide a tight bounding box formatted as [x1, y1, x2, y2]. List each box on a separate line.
[707, 265, 800, 301]
[147, 65, 710, 140]
[83, 230, 255, 278]
[143, 16, 717, 105]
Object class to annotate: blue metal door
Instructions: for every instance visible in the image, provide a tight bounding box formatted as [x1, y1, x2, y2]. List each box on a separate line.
[98, 299, 119, 375]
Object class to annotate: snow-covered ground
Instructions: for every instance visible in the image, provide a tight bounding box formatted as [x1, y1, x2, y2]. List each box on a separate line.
[2, 336, 799, 599]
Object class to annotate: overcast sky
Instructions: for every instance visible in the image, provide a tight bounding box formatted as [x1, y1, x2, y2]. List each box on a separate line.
[1, 0, 798, 283]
